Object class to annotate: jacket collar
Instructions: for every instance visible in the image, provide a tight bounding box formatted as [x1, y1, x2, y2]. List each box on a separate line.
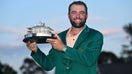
[60, 25, 90, 48]
[73, 25, 90, 48]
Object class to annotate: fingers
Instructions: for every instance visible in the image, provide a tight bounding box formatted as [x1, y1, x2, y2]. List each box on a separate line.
[26, 41, 35, 47]
[46, 38, 55, 44]
[46, 34, 60, 43]
[46, 34, 65, 51]
[26, 41, 30, 47]
[54, 34, 61, 40]
[26, 41, 37, 52]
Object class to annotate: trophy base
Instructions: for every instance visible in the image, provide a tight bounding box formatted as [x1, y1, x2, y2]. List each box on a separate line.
[23, 36, 54, 43]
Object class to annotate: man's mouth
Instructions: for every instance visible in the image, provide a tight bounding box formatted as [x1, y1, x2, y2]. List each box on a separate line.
[75, 19, 81, 23]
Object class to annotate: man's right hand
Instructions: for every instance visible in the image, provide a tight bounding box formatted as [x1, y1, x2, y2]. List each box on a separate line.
[26, 41, 37, 53]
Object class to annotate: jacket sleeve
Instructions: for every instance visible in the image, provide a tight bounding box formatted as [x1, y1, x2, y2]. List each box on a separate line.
[63, 32, 103, 67]
[31, 48, 55, 71]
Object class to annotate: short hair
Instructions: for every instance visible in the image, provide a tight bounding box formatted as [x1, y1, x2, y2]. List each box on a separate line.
[68, 1, 88, 15]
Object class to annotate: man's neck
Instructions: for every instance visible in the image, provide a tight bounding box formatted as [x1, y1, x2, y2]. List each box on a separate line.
[70, 25, 85, 35]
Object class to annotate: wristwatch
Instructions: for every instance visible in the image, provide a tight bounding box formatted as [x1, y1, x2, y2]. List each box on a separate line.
[62, 46, 67, 52]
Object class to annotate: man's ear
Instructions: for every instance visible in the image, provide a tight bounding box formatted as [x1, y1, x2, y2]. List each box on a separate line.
[68, 14, 70, 19]
[86, 14, 88, 19]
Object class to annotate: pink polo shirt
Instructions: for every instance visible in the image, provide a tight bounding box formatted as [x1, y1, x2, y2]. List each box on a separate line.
[66, 26, 85, 48]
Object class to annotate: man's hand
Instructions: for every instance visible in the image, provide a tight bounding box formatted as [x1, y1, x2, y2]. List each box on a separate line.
[46, 34, 65, 51]
[26, 41, 38, 53]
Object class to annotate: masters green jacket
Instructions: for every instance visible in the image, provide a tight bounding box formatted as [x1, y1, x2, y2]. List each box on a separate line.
[31, 26, 103, 74]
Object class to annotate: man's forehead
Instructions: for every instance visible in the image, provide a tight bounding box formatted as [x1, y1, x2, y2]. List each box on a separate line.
[70, 5, 85, 11]
[71, 4, 85, 8]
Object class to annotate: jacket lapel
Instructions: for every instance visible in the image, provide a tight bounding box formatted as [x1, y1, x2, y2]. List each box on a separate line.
[59, 26, 90, 49]
[73, 26, 90, 48]
[59, 29, 68, 45]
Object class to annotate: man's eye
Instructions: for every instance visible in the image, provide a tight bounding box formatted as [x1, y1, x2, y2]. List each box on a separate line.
[80, 11, 86, 15]
[71, 11, 77, 14]
[70, 11, 86, 15]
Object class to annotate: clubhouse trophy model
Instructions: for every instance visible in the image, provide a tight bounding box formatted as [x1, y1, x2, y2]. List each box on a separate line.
[23, 22, 54, 43]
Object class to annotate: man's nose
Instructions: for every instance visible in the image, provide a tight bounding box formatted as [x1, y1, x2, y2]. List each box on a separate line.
[76, 13, 81, 18]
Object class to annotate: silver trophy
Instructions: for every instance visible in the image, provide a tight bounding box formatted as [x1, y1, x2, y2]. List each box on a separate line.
[23, 21, 54, 43]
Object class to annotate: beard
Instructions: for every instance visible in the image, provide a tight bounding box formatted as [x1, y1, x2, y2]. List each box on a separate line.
[69, 18, 87, 28]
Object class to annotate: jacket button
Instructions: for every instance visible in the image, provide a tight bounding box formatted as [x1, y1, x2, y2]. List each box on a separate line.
[66, 66, 70, 70]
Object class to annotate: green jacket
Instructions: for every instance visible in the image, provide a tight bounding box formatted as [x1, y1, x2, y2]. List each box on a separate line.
[31, 26, 103, 74]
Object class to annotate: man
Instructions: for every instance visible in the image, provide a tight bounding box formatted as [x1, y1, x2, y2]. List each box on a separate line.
[26, 1, 103, 74]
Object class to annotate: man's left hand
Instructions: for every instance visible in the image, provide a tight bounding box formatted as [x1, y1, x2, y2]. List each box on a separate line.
[46, 34, 65, 51]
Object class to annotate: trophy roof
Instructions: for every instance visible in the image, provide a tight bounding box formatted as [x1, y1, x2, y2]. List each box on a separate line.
[26, 21, 54, 34]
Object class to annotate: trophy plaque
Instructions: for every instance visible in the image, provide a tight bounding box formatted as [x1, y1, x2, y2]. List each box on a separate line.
[23, 22, 54, 43]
